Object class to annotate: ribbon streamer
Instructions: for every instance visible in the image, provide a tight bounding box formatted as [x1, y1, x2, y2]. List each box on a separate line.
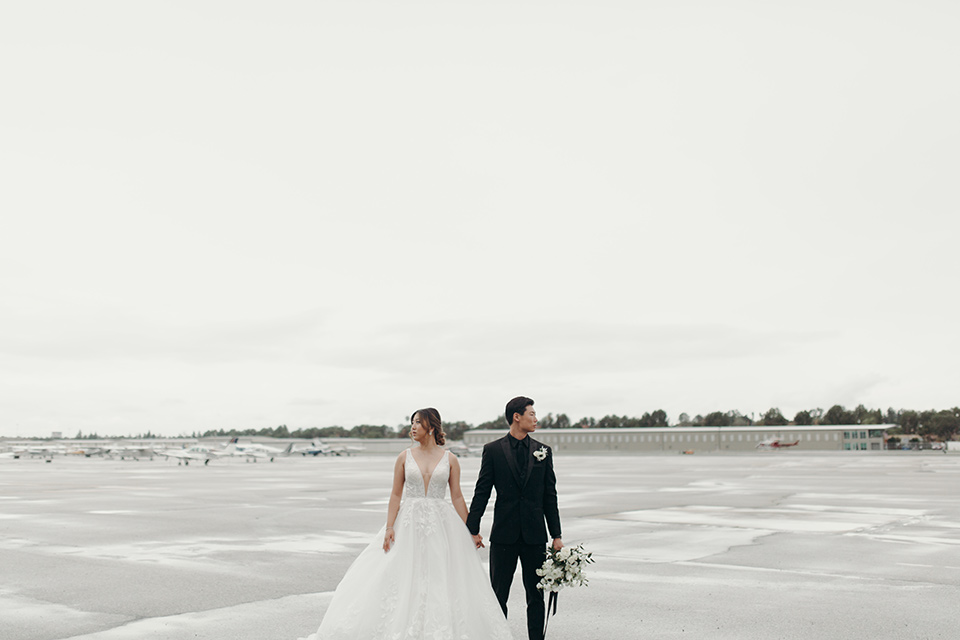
[542, 591, 558, 638]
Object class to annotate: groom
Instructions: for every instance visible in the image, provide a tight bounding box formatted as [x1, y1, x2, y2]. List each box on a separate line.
[467, 396, 563, 640]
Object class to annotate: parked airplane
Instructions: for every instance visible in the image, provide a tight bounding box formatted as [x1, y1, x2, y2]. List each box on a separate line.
[104, 445, 157, 460]
[296, 438, 364, 456]
[157, 445, 212, 465]
[447, 443, 482, 457]
[756, 438, 800, 449]
[8, 444, 65, 459]
[221, 438, 293, 462]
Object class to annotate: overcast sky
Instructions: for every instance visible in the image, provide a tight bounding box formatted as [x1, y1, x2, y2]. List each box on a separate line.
[2, 1, 958, 438]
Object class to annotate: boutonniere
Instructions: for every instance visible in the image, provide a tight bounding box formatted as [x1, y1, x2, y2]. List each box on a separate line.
[533, 446, 548, 461]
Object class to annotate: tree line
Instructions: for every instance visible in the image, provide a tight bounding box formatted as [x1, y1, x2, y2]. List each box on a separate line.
[60, 403, 959, 442]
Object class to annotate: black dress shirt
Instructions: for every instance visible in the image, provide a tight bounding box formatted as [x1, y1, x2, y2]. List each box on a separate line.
[508, 433, 530, 479]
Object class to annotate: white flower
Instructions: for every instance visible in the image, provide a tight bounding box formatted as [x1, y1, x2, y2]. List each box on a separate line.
[533, 446, 548, 461]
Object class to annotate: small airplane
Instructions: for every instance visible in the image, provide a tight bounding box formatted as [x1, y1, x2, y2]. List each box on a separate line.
[295, 438, 364, 456]
[756, 438, 800, 449]
[104, 445, 157, 461]
[447, 443, 483, 457]
[157, 445, 213, 466]
[65, 446, 106, 458]
[7, 444, 65, 459]
[221, 438, 292, 462]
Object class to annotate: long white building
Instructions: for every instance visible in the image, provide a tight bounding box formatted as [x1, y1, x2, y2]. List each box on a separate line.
[463, 424, 892, 453]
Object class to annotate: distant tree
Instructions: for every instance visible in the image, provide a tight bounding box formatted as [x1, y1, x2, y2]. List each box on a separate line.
[554, 413, 571, 429]
[678, 412, 692, 426]
[810, 408, 824, 424]
[923, 410, 959, 440]
[538, 414, 555, 429]
[443, 421, 471, 442]
[347, 425, 391, 438]
[476, 415, 506, 430]
[649, 409, 668, 427]
[854, 405, 882, 425]
[917, 410, 936, 437]
[703, 411, 731, 427]
[899, 410, 920, 434]
[793, 410, 813, 425]
[885, 407, 900, 424]
[727, 410, 752, 426]
[824, 405, 856, 425]
[761, 408, 788, 426]
[692, 414, 705, 426]
[596, 415, 623, 429]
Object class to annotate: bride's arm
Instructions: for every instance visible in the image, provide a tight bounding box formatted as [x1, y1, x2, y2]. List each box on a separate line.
[383, 451, 406, 552]
[447, 453, 469, 524]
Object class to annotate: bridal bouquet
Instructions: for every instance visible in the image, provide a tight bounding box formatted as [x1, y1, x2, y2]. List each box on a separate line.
[536, 543, 593, 592]
[536, 543, 594, 637]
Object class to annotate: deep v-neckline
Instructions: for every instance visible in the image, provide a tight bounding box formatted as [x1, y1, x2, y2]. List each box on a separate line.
[409, 448, 446, 495]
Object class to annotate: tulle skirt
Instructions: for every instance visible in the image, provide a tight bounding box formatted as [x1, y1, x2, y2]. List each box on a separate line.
[299, 497, 514, 640]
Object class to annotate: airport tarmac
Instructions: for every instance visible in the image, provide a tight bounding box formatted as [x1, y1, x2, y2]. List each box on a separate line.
[2, 452, 958, 640]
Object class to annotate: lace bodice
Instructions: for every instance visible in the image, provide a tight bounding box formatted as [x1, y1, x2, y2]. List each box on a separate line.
[404, 448, 450, 500]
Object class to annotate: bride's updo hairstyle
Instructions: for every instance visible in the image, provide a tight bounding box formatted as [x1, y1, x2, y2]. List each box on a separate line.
[413, 408, 445, 446]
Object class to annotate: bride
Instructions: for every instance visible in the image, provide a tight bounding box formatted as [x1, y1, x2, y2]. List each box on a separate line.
[298, 408, 514, 640]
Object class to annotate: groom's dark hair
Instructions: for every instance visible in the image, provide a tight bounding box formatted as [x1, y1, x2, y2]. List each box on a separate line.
[505, 396, 534, 426]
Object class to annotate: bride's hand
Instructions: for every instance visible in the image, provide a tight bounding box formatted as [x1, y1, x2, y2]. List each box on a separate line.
[383, 527, 395, 553]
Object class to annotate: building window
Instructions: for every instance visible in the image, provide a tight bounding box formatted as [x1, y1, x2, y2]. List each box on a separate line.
[860, 431, 867, 439]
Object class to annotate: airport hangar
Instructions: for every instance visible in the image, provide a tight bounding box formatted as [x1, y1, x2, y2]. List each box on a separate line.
[462, 424, 892, 453]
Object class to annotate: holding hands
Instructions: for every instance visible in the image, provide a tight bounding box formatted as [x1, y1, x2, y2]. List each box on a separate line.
[472, 533, 484, 549]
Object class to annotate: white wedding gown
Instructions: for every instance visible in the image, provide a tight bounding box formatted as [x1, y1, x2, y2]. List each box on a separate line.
[299, 448, 514, 640]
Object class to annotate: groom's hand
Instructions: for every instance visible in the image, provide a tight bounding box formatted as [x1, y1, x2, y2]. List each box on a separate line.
[472, 534, 485, 549]
[552, 537, 563, 551]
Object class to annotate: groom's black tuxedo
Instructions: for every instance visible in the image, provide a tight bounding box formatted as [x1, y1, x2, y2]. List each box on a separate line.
[467, 434, 562, 640]
[467, 434, 562, 543]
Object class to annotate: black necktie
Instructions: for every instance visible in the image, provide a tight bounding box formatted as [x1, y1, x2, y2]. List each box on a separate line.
[515, 438, 526, 479]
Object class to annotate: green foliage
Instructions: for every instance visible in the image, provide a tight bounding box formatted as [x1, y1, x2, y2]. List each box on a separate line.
[899, 410, 920, 433]
[703, 411, 730, 427]
[147, 404, 959, 443]
[854, 405, 883, 425]
[475, 415, 507, 431]
[443, 421, 471, 442]
[824, 405, 856, 425]
[761, 408, 788, 426]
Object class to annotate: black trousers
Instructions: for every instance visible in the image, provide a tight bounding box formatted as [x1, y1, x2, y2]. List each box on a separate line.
[490, 541, 547, 640]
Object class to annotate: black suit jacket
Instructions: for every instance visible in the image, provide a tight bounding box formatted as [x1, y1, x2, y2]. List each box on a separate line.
[467, 434, 562, 544]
